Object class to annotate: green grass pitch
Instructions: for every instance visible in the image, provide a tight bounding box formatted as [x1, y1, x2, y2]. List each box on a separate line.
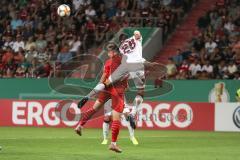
[0, 127, 240, 160]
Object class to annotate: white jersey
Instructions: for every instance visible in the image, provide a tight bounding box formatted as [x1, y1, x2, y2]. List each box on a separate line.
[119, 36, 145, 63]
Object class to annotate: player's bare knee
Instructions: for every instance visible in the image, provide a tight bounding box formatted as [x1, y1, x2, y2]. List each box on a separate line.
[104, 116, 111, 123]
[134, 94, 143, 105]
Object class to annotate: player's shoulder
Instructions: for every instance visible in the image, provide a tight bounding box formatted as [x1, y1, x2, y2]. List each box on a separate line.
[127, 36, 135, 41]
[112, 54, 122, 61]
[104, 58, 112, 66]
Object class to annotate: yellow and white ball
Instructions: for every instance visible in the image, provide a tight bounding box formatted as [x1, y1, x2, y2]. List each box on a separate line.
[57, 4, 71, 17]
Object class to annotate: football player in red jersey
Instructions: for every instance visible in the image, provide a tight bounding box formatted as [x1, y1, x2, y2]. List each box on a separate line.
[75, 43, 128, 153]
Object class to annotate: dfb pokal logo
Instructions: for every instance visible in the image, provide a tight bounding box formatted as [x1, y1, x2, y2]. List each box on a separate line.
[233, 106, 240, 129]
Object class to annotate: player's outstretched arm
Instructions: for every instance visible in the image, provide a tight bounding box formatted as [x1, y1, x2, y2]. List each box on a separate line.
[144, 60, 159, 67]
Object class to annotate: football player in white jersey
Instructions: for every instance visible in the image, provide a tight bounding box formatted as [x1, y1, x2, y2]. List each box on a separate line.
[101, 99, 139, 145]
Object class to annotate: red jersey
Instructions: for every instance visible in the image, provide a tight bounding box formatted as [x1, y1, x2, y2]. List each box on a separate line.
[104, 55, 128, 91]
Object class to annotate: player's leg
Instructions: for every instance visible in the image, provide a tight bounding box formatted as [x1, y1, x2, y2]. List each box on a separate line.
[109, 90, 124, 153]
[122, 108, 139, 145]
[128, 71, 145, 129]
[75, 92, 109, 136]
[109, 110, 122, 153]
[101, 99, 112, 145]
[131, 88, 144, 116]
[102, 115, 111, 145]
[75, 100, 104, 135]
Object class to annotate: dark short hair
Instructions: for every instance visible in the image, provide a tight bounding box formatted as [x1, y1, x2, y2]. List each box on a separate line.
[106, 42, 118, 51]
[119, 33, 128, 42]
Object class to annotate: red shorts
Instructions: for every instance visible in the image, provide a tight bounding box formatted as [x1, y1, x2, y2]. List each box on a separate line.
[98, 87, 125, 113]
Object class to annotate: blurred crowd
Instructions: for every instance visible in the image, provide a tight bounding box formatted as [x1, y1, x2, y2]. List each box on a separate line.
[0, 0, 193, 78]
[167, 0, 240, 80]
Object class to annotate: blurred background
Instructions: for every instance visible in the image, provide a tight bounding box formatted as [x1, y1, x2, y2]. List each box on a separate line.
[0, 0, 239, 79]
[0, 0, 240, 159]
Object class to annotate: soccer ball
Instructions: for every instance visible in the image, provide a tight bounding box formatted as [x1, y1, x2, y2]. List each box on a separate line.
[57, 4, 71, 17]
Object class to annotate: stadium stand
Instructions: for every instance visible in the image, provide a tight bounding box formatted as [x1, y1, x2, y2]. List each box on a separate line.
[0, 0, 200, 78]
[166, 0, 240, 80]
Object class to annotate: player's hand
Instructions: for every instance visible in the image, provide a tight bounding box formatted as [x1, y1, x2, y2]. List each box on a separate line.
[151, 62, 159, 66]
[147, 62, 159, 68]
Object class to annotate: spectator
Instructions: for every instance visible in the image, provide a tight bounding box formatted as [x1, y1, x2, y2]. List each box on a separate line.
[25, 36, 36, 51]
[178, 60, 189, 73]
[45, 25, 56, 42]
[78, 0, 91, 8]
[3, 36, 14, 49]
[224, 18, 235, 33]
[97, 3, 106, 18]
[85, 5, 96, 19]
[12, 35, 25, 53]
[234, 72, 240, 80]
[193, 34, 205, 52]
[209, 48, 223, 64]
[84, 18, 96, 49]
[217, 35, 230, 50]
[189, 59, 202, 78]
[22, 23, 34, 40]
[227, 61, 237, 78]
[57, 44, 72, 63]
[137, 0, 149, 9]
[10, 14, 24, 30]
[15, 65, 26, 78]
[73, 0, 84, 11]
[172, 49, 183, 66]
[0, 0, 195, 78]
[216, 60, 228, 79]
[171, 0, 240, 80]
[37, 48, 49, 63]
[2, 47, 14, 65]
[69, 35, 81, 57]
[202, 60, 213, 76]
[166, 58, 177, 79]
[3, 68, 14, 78]
[106, 3, 117, 18]
[98, 14, 109, 34]
[109, 16, 120, 33]
[176, 70, 188, 80]
[35, 34, 47, 52]
[25, 46, 38, 63]
[14, 48, 25, 65]
[205, 37, 217, 54]
[35, 61, 52, 78]
[95, 29, 105, 45]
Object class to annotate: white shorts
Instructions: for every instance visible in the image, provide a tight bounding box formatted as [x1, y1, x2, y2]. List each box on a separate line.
[129, 70, 145, 89]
